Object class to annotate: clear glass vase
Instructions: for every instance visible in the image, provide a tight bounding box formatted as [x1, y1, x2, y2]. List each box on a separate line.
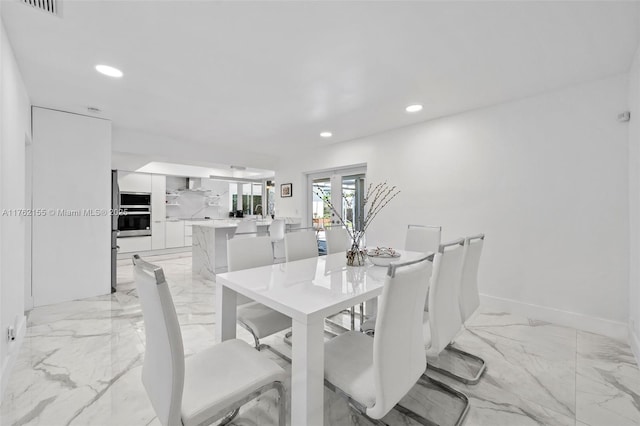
[346, 241, 366, 266]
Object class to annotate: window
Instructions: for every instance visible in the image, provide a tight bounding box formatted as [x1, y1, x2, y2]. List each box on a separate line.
[230, 182, 264, 215]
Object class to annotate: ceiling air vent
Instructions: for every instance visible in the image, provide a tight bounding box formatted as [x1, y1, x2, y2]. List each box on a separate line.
[20, 0, 59, 17]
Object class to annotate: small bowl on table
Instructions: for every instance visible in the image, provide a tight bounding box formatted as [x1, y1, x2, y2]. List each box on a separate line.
[366, 247, 401, 267]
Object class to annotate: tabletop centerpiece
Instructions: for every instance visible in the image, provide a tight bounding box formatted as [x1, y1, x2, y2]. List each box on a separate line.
[315, 182, 400, 266]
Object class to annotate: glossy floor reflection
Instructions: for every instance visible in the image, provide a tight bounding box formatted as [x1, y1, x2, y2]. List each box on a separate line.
[2, 253, 640, 425]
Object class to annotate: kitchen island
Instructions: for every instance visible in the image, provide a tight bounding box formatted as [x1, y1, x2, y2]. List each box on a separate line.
[191, 218, 300, 279]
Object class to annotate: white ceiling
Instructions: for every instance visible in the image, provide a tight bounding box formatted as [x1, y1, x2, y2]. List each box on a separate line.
[135, 161, 274, 180]
[1, 1, 639, 169]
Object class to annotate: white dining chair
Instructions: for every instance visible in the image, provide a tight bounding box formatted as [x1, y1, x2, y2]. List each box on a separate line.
[422, 239, 470, 424]
[438, 233, 487, 384]
[132, 254, 286, 426]
[324, 255, 436, 424]
[360, 225, 440, 335]
[268, 219, 286, 243]
[459, 234, 484, 322]
[227, 236, 292, 361]
[405, 224, 441, 315]
[325, 226, 351, 254]
[353, 241, 471, 424]
[268, 219, 286, 259]
[405, 224, 442, 254]
[235, 219, 258, 237]
[284, 230, 319, 262]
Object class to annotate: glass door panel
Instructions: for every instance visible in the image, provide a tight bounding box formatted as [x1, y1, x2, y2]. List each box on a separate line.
[341, 174, 366, 235]
[312, 178, 331, 254]
[310, 171, 366, 254]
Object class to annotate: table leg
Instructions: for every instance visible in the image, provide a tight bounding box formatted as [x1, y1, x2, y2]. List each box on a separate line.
[291, 317, 325, 426]
[215, 282, 237, 343]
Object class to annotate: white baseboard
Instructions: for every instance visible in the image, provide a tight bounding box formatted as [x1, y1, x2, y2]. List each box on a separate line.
[629, 326, 640, 367]
[24, 294, 33, 311]
[480, 293, 628, 341]
[0, 314, 27, 399]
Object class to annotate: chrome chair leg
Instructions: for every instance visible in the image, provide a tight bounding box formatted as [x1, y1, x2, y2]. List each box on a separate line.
[396, 375, 469, 426]
[325, 317, 351, 333]
[238, 320, 261, 350]
[348, 402, 390, 426]
[211, 381, 287, 426]
[274, 381, 287, 426]
[283, 331, 293, 346]
[324, 379, 390, 426]
[427, 343, 486, 384]
[393, 405, 438, 426]
[238, 321, 292, 363]
[351, 306, 356, 330]
[425, 375, 470, 426]
[219, 408, 240, 425]
[283, 329, 338, 351]
[324, 309, 357, 331]
[326, 304, 366, 333]
[257, 343, 291, 364]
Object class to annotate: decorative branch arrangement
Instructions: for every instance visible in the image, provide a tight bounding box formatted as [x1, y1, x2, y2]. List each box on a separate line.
[315, 182, 400, 265]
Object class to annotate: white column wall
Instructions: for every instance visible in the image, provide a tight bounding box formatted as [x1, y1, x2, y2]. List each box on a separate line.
[276, 74, 630, 339]
[0, 18, 30, 396]
[31, 107, 111, 307]
[628, 43, 640, 359]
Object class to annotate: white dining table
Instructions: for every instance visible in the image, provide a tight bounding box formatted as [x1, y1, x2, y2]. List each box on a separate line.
[215, 250, 426, 426]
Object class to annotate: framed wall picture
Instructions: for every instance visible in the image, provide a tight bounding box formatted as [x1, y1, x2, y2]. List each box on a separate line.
[281, 183, 292, 198]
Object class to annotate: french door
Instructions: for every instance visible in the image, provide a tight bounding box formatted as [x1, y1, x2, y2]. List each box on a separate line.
[308, 166, 366, 252]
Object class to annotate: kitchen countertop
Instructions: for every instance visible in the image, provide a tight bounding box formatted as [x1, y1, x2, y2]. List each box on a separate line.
[190, 217, 302, 279]
[165, 217, 302, 226]
[190, 220, 272, 228]
[166, 217, 215, 222]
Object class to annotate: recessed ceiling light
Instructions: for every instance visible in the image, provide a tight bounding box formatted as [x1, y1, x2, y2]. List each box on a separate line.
[320, 132, 333, 138]
[405, 104, 423, 113]
[95, 64, 123, 78]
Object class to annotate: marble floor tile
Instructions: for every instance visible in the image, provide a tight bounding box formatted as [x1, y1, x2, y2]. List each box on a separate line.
[2, 325, 145, 426]
[576, 331, 640, 426]
[3, 252, 640, 426]
[421, 310, 578, 426]
[453, 312, 577, 418]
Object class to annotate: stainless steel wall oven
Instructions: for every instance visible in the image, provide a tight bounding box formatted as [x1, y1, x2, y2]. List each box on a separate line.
[118, 192, 152, 237]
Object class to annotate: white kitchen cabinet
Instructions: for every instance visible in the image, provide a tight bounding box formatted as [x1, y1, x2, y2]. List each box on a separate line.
[118, 236, 152, 253]
[184, 221, 194, 236]
[151, 175, 166, 250]
[183, 221, 198, 246]
[151, 174, 166, 220]
[165, 220, 185, 248]
[152, 220, 166, 250]
[119, 171, 152, 193]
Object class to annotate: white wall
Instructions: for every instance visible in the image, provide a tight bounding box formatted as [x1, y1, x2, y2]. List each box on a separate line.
[628, 44, 640, 358]
[0, 17, 30, 396]
[32, 107, 111, 306]
[277, 75, 630, 339]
